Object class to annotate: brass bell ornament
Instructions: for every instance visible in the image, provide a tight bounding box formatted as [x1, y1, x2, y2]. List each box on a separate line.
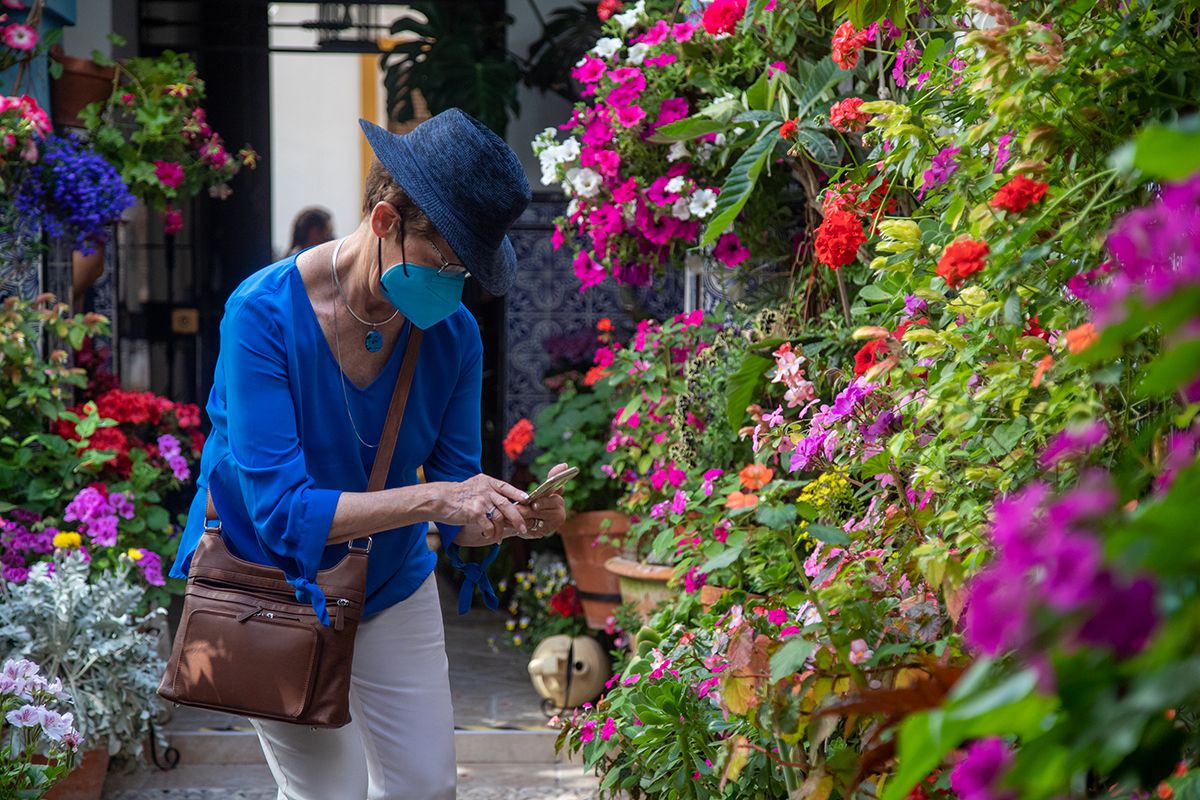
[526, 634, 610, 712]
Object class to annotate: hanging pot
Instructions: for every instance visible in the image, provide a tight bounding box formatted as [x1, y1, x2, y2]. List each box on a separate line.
[558, 511, 628, 629]
[50, 45, 116, 129]
[41, 747, 109, 800]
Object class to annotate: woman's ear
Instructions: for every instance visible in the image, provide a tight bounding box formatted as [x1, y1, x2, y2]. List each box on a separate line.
[368, 202, 400, 239]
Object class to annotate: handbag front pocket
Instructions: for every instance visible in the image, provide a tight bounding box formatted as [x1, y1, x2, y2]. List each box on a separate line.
[170, 600, 321, 720]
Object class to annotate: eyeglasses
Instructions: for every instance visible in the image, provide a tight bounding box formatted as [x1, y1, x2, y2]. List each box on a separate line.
[428, 237, 468, 275]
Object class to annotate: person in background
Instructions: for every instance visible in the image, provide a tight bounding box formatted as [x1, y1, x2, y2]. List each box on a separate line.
[287, 206, 334, 255]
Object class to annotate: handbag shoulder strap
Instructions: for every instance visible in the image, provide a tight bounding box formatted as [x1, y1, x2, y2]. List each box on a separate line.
[368, 326, 424, 492]
[205, 326, 425, 521]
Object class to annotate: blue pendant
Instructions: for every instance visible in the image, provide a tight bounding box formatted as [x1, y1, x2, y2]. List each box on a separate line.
[364, 329, 383, 353]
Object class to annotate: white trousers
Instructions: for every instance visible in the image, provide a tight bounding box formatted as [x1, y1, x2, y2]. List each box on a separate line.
[250, 573, 457, 800]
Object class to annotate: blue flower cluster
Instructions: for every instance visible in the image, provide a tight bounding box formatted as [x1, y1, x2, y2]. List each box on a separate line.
[12, 134, 135, 254]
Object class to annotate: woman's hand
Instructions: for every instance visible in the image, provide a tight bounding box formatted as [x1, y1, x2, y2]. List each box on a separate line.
[512, 463, 569, 540]
[433, 474, 529, 542]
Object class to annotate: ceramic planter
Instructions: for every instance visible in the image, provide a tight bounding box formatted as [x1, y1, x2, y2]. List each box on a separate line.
[558, 510, 628, 629]
[43, 747, 109, 800]
[604, 556, 675, 620]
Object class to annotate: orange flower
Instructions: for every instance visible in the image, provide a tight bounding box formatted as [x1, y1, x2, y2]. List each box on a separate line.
[725, 491, 759, 509]
[584, 365, 608, 386]
[1065, 323, 1098, 354]
[739, 464, 774, 491]
[502, 418, 534, 460]
[597, 318, 613, 332]
[1156, 783, 1174, 800]
[1031, 354, 1053, 387]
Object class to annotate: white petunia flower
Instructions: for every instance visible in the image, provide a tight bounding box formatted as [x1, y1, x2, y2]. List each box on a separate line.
[689, 188, 718, 217]
[667, 141, 689, 162]
[623, 200, 637, 222]
[626, 42, 649, 66]
[569, 167, 603, 198]
[591, 37, 623, 60]
[671, 198, 692, 220]
[612, 0, 645, 33]
[567, 198, 579, 217]
[665, 176, 687, 194]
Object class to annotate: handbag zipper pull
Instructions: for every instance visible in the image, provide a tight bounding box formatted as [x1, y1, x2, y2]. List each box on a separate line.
[334, 598, 349, 631]
[238, 605, 262, 623]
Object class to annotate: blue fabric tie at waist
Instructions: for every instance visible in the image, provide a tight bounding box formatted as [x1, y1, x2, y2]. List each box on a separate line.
[446, 543, 500, 615]
[291, 576, 331, 626]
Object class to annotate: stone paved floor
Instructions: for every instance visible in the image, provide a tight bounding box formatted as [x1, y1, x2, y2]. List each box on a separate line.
[101, 570, 602, 798]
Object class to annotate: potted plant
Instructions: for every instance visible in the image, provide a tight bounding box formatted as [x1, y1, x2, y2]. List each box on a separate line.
[0, 553, 165, 797]
[79, 49, 257, 235]
[528, 321, 627, 629]
[590, 311, 720, 618]
[0, 656, 83, 798]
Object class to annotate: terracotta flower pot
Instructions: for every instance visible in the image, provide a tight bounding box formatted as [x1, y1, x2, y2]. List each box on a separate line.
[50, 46, 116, 129]
[72, 244, 105, 309]
[559, 510, 628, 629]
[698, 583, 766, 613]
[42, 747, 109, 800]
[605, 556, 675, 620]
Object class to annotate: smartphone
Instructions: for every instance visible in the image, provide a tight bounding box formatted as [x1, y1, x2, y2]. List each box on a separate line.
[520, 466, 579, 505]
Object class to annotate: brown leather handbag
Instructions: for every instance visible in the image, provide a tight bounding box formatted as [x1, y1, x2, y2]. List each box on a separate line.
[158, 329, 423, 728]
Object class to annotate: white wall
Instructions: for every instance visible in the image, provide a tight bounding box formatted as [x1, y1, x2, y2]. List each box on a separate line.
[507, 0, 576, 191]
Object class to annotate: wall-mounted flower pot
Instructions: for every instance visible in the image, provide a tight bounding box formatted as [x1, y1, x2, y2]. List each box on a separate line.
[42, 747, 109, 800]
[71, 243, 105, 309]
[605, 556, 675, 621]
[558, 510, 628, 629]
[50, 46, 115, 129]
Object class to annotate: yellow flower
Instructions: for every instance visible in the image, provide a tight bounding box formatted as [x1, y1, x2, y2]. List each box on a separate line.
[505, 620, 516, 631]
[52, 531, 82, 549]
[127, 548, 144, 561]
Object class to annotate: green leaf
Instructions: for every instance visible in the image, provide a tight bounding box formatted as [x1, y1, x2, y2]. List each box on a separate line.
[745, 70, 771, 112]
[702, 129, 779, 247]
[796, 129, 838, 167]
[616, 395, 642, 425]
[1130, 124, 1200, 181]
[805, 524, 850, 545]
[989, 416, 1028, 456]
[858, 284, 893, 303]
[780, 59, 841, 121]
[770, 639, 816, 682]
[698, 545, 744, 574]
[725, 354, 774, 433]
[755, 503, 798, 530]
[649, 116, 728, 144]
[1137, 339, 1200, 398]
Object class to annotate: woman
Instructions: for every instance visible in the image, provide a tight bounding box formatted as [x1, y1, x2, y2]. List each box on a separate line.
[285, 206, 335, 256]
[169, 110, 567, 799]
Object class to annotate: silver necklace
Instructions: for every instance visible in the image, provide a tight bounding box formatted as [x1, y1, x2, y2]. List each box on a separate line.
[331, 236, 398, 352]
[330, 239, 385, 449]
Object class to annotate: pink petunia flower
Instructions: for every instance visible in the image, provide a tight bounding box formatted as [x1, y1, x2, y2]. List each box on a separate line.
[2, 23, 36, 51]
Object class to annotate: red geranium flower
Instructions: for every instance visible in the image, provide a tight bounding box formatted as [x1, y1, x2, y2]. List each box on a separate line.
[990, 174, 1049, 214]
[503, 418, 535, 460]
[814, 209, 867, 270]
[829, 97, 870, 133]
[702, 0, 747, 36]
[831, 21, 872, 69]
[854, 339, 885, 377]
[779, 118, 799, 139]
[549, 585, 582, 617]
[597, 0, 622, 20]
[936, 239, 990, 287]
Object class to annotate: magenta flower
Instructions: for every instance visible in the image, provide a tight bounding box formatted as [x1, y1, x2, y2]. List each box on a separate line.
[134, 549, 166, 586]
[654, 98, 690, 130]
[684, 567, 706, 593]
[639, 20, 670, 45]
[2, 23, 36, 51]
[891, 40, 922, 86]
[993, 132, 1014, 173]
[599, 717, 617, 741]
[672, 22, 697, 41]
[154, 160, 185, 189]
[951, 738, 1014, 800]
[578, 719, 597, 742]
[714, 232, 750, 267]
[572, 55, 607, 84]
[701, 468, 723, 496]
[617, 104, 647, 127]
[766, 608, 788, 625]
[768, 60, 787, 75]
[670, 489, 688, 515]
[917, 146, 960, 199]
[1039, 420, 1109, 467]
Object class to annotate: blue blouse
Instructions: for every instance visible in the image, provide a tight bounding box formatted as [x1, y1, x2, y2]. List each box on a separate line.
[168, 255, 499, 624]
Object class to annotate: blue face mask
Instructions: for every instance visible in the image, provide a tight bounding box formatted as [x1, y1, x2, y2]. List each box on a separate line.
[377, 228, 467, 330]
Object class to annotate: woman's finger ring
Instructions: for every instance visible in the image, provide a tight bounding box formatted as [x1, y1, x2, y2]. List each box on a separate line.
[485, 506, 496, 521]
[531, 519, 545, 531]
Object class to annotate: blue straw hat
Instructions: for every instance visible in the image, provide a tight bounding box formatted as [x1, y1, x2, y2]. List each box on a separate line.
[358, 110, 531, 296]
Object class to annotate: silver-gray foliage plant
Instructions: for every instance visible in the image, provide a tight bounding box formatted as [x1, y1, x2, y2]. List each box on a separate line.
[0, 552, 165, 758]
